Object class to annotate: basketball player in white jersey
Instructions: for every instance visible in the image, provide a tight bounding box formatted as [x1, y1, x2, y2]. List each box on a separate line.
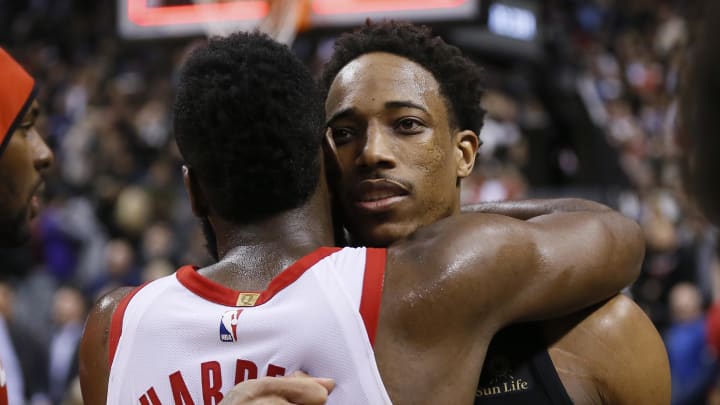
[0, 47, 54, 405]
[79, 31, 644, 405]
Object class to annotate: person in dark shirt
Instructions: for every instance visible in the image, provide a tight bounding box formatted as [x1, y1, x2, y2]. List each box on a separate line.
[321, 21, 670, 404]
[0, 47, 54, 405]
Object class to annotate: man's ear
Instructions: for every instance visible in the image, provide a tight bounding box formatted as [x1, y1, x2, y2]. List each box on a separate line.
[182, 165, 210, 217]
[454, 130, 480, 179]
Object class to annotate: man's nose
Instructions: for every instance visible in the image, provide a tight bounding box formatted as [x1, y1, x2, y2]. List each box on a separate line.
[30, 131, 53, 173]
[356, 122, 396, 170]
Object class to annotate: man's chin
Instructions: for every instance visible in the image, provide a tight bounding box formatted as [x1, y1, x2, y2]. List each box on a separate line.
[0, 211, 32, 248]
[349, 222, 416, 247]
[0, 228, 31, 248]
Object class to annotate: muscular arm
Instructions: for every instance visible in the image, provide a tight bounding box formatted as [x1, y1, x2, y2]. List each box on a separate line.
[461, 198, 611, 220]
[388, 200, 644, 330]
[597, 296, 670, 404]
[79, 287, 133, 405]
[543, 295, 670, 405]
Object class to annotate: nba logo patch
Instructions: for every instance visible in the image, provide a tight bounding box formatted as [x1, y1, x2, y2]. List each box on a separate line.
[219, 309, 243, 342]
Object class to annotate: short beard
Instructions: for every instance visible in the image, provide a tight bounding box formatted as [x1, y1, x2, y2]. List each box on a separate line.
[0, 208, 31, 248]
[200, 217, 219, 262]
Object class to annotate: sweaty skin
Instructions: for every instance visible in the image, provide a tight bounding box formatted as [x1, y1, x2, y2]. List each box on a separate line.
[324, 52, 669, 404]
[81, 52, 643, 405]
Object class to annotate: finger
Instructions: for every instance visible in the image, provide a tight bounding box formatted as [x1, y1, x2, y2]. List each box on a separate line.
[311, 377, 335, 394]
[253, 377, 331, 405]
[289, 370, 310, 378]
[286, 372, 334, 397]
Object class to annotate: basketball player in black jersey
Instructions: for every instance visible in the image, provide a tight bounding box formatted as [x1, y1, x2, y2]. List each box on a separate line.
[321, 21, 670, 404]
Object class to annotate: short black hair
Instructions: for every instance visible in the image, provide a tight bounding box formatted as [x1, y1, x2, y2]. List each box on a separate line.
[174, 31, 324, 224]
[321, 21, 485, 134]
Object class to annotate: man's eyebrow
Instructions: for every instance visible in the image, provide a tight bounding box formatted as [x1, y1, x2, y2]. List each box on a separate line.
[326, 101, 430, 125]
[326, 107, 356, 126]
[384, 101, 429, 114]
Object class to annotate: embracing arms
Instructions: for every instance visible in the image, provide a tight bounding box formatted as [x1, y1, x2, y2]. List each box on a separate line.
[388, 198, 644, 330]
[462, 198, 612, 219]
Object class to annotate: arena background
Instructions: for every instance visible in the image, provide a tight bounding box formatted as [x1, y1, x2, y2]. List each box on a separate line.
[0, 0, 714, 404]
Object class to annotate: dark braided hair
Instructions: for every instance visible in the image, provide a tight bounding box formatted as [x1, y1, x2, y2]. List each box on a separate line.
[321, 21, 485, 134]
[174, 31, 324, 224]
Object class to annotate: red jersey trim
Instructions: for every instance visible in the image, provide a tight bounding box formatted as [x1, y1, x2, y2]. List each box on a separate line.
[108, 283, 151, 367]
[359, 248, 387, 347]
[176, 247, 341, 307]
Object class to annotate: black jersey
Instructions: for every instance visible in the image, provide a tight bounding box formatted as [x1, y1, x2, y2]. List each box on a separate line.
[475, 324, 573, 405]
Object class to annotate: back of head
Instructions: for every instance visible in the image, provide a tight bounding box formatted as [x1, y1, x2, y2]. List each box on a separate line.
[680, 1, 720, 226]
[174, 31, 324, 224]
[321, 21, 485, 134]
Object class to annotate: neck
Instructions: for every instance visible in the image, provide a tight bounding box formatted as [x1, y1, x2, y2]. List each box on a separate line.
[211, 178, 335, 270]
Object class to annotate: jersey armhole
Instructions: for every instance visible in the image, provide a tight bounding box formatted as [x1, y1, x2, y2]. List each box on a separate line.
[108, 283, 150, 367]
[531, 345, 574, 405]
[359, 248, 387, 347]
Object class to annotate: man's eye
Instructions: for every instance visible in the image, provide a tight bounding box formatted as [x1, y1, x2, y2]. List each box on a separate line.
[396, 118, 423, 133]
[331, 128, 354, 145]
[18, 123, 33, 134]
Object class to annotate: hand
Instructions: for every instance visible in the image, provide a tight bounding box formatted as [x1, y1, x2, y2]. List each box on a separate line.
[219, 371, 335, 405]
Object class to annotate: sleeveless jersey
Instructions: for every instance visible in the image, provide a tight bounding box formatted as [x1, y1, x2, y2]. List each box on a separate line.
[475, 324, 573, 405]
[107, 247, 391, 405]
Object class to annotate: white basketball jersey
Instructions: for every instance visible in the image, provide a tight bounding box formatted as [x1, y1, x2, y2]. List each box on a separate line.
[106, 247, 392, 405]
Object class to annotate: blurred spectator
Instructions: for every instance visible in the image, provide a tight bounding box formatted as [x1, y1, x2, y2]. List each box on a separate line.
[666, 283, 717, 405]
[48, 286, 86, 404]
[88, 238, 140, 300]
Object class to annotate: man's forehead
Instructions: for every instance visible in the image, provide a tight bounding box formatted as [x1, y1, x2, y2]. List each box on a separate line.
[335, 52, 438, 90]
[327, 52, 442, 113]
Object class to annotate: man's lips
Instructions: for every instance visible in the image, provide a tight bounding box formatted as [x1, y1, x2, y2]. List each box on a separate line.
[350, 179, 410, 212]
[28, 181, 45, 219]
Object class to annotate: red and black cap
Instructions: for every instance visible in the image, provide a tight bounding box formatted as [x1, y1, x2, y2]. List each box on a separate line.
[0, 48, 37, 157]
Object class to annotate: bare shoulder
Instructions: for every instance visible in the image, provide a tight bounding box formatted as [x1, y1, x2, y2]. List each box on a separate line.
[79, 286, 135, 405]
[545, 295, 670, 405]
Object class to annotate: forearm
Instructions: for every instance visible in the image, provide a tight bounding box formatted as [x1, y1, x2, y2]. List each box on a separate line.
[502, 209, 644, 323]
[461, 198, 611, 220]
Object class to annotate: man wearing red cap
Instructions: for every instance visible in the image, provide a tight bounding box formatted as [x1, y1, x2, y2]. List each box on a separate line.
[0, 47, 53, 405]
[0, 48, 54, 248]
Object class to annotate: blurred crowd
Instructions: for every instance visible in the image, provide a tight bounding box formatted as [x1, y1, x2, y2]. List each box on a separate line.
[0, 0, 717, 404]
[461, 2, 719, 403]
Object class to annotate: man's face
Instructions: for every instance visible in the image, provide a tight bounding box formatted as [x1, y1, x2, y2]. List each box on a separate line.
[325, 52, 477, 246]
[0, 101, 53, 246]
